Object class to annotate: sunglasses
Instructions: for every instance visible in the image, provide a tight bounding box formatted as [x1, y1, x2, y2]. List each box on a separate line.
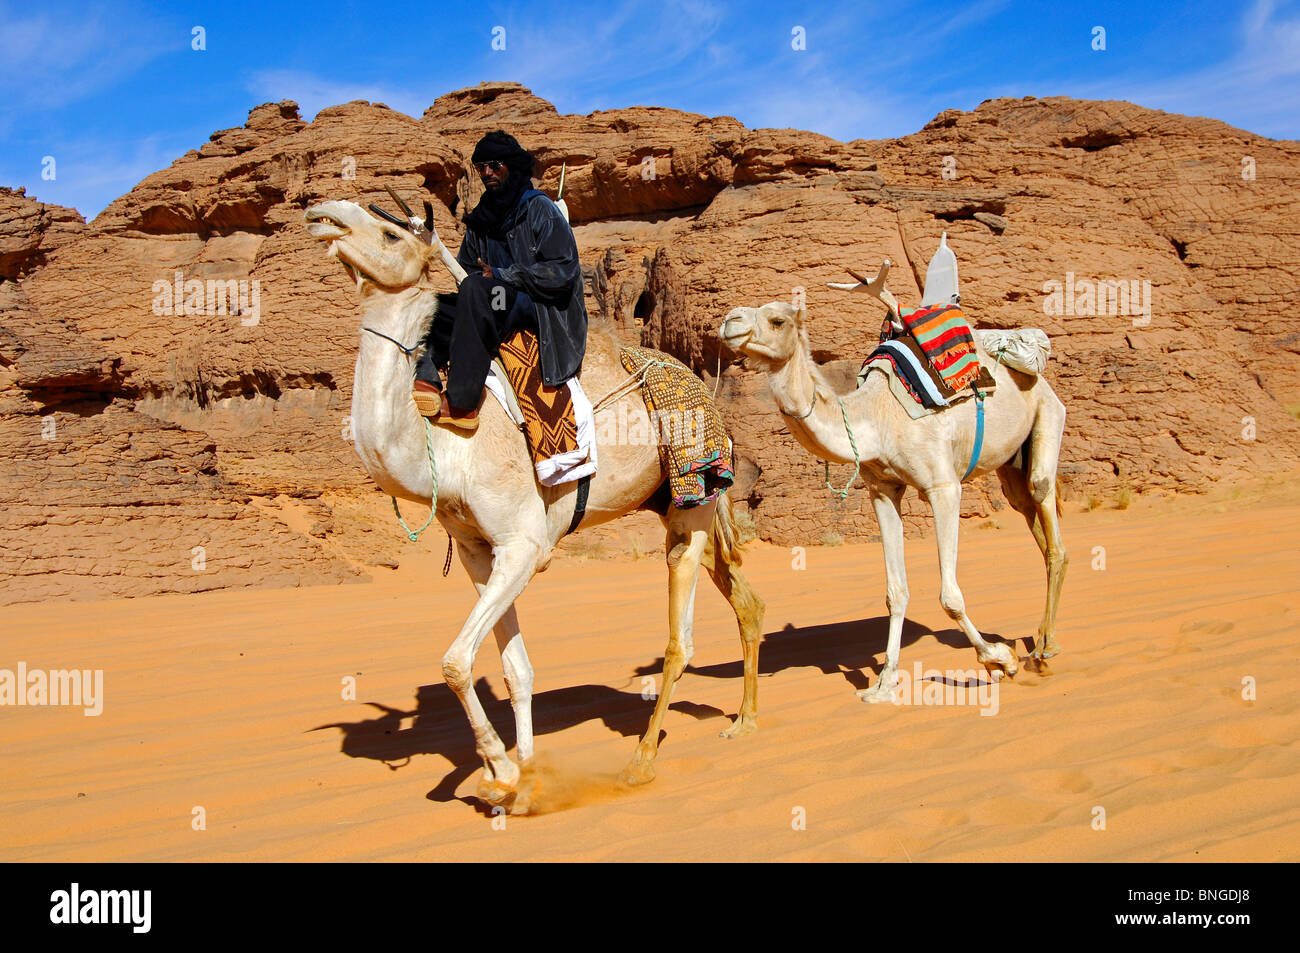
[473, 159, 507, 173]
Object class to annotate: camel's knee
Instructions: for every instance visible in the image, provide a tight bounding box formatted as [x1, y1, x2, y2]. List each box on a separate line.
[441, 653, 472, 694]
[664, 641, 694, 674]
[734, 578, 765, 639]
[1051, 547, 1069, 576]
[501, 657, 533, 701]
[939, 585, 965, 619]
[667, 538, 705, 569]
[886, 583, 909, 616]
[1029, 473, 1056, 503]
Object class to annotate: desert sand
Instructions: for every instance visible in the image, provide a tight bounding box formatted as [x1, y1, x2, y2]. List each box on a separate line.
[2, 476, 1298, 862]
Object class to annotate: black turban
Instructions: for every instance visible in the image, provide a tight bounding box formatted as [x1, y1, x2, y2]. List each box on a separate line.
[464, 131, 537, 235]
[471, 130, 535, 178]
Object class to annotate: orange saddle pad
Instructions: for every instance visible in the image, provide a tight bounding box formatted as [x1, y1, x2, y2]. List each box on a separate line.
[496, 329, 580, 466]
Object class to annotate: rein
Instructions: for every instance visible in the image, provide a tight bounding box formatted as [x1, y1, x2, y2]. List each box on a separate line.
[777, 384, 860, 499]
[823, 397, 862, 501]
[390, 417, 439, 542]
[361, 321, 448, 563]
[362, 326, 421, 358]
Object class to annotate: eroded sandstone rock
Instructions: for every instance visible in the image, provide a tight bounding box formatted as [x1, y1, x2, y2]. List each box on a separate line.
[2, 85, 1297, 601]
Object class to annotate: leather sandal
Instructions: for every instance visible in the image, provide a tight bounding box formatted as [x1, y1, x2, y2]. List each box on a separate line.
[438, 405, 479, 431]
[412, 380, 442, 418]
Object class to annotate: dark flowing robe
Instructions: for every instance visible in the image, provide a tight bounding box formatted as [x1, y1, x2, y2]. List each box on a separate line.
[457, 188, 587, 386]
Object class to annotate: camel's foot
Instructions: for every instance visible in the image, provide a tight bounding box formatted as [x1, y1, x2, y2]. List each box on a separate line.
[474, 760, 522, 807]
[618, 758, 657, 786]
[507, 763, 538, 815]
[858, 670, 900, 704]
[719, 715, 757, 739]
[1030, 632, 1062, 660]
[979, 643, 1019, 681]
[1023, 656, 1054, 675]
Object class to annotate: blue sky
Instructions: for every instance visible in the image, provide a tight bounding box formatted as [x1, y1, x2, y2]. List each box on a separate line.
[3, 0, 1297, 221]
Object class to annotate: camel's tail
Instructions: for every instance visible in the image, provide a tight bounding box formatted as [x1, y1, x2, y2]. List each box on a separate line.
[711, 491, 742, 567]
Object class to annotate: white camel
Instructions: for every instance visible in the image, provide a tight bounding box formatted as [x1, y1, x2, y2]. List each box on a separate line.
[304, 197, 764, 811]
[718, 259, 1067, 700]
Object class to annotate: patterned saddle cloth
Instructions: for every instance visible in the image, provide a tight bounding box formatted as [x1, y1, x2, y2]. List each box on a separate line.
[489, 329, 595, 486]
[618, 345, 734, 508]
[862, 304, 994, 419]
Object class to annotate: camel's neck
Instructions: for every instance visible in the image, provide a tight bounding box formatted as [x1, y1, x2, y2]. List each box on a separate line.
[349, 285, 438, 501]
[771, 341, 879, 467]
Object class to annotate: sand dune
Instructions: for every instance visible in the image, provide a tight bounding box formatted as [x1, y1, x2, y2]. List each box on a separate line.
[2, 477, 1298, 861]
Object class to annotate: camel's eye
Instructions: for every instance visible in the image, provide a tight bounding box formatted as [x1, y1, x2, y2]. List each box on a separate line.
[769, 317, 786, 328]
[383, 231, 400, 243]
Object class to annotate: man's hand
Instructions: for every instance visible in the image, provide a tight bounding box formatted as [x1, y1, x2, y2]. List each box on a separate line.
[477, 257, 493, 279]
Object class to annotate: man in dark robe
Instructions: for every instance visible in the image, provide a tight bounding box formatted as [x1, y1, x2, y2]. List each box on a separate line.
[413, 131, 587, 430]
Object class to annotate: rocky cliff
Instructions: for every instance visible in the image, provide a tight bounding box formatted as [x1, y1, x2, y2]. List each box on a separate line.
[3, 83, 1298, 603]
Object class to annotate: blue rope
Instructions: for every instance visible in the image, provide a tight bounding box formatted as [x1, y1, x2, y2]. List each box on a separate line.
[962, 389, 985, 482]
[390, 417, 438, 542]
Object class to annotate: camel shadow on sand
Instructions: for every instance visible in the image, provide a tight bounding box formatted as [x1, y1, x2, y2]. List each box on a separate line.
[645, 616, 1023, 692]
[312, 615, 1019, 810]
[311, 680, 722, 810]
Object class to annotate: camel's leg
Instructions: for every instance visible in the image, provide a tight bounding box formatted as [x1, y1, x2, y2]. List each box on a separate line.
[927, 482, 1018, 679]
[456, 540, 536, 763]
[1029, 486, 1067, 662]
[441, 540, 541, 809]
[860, 482, 910, 703]
[700, 496, 765, 738]
[621, 501, 714, 785]
[997, 462, 1068, 665]
[1025, 399, 1068, 662]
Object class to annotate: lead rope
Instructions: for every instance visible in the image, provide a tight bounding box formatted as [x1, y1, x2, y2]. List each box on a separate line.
[823, 397, 862, 501]
[590, 354, 677, 415]
[390, 416, 439, 542]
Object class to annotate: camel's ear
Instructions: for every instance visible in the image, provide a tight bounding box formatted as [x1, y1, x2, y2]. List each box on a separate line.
[791, 301, 807, 325]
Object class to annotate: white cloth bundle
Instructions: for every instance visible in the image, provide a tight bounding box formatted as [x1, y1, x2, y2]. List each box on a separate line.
[976, 328, 1051, 376]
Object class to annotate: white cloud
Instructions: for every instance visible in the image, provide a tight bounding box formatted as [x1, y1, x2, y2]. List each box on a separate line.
[0, 2, 175, 119]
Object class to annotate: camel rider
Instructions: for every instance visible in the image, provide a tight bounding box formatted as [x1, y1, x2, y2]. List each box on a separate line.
[412, 130, 588, 430]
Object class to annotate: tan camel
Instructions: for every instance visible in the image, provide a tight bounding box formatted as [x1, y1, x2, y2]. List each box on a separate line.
[718, 261, 1067, 701]
[304, 197, 764, 810]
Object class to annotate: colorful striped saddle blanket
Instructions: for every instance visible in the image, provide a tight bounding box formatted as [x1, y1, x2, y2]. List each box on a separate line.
[619, 345, 735, 508]
[897, 303, 982, 391]
[861, 308, 994, 418]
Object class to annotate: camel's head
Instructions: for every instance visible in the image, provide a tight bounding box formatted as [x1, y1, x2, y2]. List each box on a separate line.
[304, 200, 431, 293]
[718, 301, 806, 369]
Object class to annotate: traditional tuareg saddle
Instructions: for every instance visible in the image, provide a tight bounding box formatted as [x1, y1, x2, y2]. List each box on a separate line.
[487, 328, 596, 487]
[618, 345, 735, 507]
[862, 303, 995, 417]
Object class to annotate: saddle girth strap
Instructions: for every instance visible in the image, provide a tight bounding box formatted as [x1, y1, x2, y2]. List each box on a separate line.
[566, 475, 591, 536]
[962, 385, 985, 482]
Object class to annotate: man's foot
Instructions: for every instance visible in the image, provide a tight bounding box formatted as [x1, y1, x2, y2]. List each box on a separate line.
[438, 404, 479, 431]
[412, 380, 442, 418]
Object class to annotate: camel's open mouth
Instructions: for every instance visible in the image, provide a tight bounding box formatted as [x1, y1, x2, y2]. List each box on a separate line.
[304, 209, 348, 240]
